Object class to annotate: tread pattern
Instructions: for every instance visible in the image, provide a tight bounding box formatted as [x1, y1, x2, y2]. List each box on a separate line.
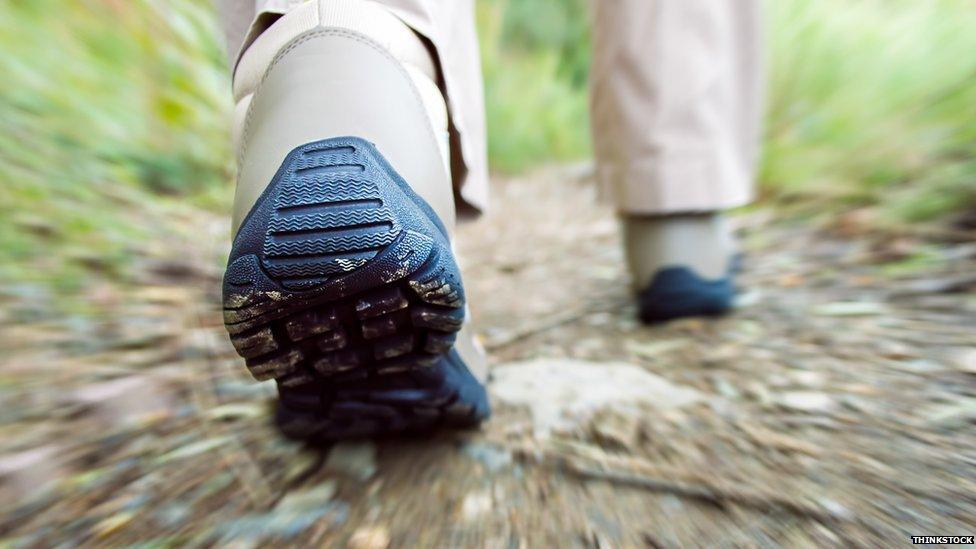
[223, 137, 488, 440]
[260, 146, 398, 288]
[228, 265, 462, 382]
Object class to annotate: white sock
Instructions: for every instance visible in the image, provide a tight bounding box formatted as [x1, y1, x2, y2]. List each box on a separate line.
[620, 213, 736, 290]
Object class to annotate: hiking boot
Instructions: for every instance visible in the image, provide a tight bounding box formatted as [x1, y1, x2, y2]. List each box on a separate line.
[222, 0, 489, 440]
[621, 214, 738, 323]
[635, 265, 736, 323]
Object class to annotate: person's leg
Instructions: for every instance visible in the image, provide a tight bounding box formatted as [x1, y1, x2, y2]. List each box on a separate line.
[214, 0, 489, 440]
[589, 0, 763, 322]
[216, 0, 489, 217]
[375, 0, 489, 217]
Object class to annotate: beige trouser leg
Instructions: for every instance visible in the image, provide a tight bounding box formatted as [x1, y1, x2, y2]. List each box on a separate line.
[215, 0, 488, 216]
[589, 0, 763, 214]
[216, 0, 762, 216]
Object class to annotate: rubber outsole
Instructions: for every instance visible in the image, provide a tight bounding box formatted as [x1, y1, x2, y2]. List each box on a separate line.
[222, 136, 489, 440]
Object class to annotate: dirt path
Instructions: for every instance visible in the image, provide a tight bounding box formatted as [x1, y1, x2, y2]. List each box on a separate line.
[2, 169, 975, 546]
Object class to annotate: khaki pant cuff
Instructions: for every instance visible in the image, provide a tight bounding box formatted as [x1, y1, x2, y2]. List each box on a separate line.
[595, 155, 755, 215]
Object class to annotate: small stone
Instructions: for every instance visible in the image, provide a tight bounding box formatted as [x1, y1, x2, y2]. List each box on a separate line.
[734, 289, 762, 308]
[746, 383, 773, 406]
[877, 340, 915, 360]
[924, 398, 976, 428]
[740, 424, 822, 456]
[156, 503, 191, 527]
[0, 445, 70, 501]
[818, 498, 854, 521]
[459, 490, 492, 522]
[894, 359, 944, 373]
[626, 339, 687, 359]
[461, 442, 513, 473]
[348, 526, 390, 549]
[91, 512, 135, 539]
[207, 403, 265, 421]
[713, 378, 741, 399]
[701, 345, 739, 368]
[325, 442, 377, 481]
[66, 376, 176, 427]
[813, 302, 885, 317]
[777, 392, 837, 413]
[156, 436, 232, 464]
[946, 347, 976, 374]
[790, 371, 826, 387]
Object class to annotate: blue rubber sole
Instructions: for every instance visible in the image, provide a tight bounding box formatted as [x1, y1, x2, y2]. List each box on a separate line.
[222, 137, 489, 440]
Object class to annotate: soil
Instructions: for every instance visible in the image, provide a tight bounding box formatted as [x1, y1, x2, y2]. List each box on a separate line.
[1, 168, 974, 547]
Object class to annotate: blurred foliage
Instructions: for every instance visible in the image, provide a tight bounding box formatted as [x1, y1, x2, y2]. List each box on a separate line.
[0, 0, 231, 292]
[483, 0, 976, 225]
[479, 0, 591, 174]
[497, 0, 589, 87]
[1, 0, 974, 296]
[762, 0, 976, 224]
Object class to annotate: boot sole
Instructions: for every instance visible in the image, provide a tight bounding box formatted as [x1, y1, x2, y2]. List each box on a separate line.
[222, 137, 489, 440]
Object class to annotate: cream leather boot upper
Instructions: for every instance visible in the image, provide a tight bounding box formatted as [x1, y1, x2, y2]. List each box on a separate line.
[227, 0, 487, 384]
[230, 0, 453, 236]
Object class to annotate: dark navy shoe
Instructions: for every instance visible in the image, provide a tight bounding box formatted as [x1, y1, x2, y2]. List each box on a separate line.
[637, 265, 736, 323]
[222, 136, 489, 440]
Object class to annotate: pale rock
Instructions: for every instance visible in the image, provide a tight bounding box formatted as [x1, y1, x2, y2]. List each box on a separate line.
[276, 481, 337, 512]
[489, 359, 704, 437]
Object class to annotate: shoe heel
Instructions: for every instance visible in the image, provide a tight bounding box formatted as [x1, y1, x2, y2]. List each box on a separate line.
[221, 136, 466, 392]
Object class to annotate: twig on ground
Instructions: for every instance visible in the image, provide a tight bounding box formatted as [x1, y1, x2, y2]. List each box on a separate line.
[512, 440, 852, 524]
[483, 295, 628, 351]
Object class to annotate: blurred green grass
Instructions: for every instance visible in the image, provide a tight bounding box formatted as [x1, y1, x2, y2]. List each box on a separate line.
[484, 0, 976, 225]
[0, 0, 231, 293]
[1, 0, 975, 295]
[762, 0, 976, 224]
[480, 0, 590, 173]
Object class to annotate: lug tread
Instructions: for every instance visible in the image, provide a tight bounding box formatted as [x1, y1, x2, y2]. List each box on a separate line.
[223, 137, 488, 440]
